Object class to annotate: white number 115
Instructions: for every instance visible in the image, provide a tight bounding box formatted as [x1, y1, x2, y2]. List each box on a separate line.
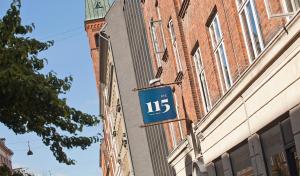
[146, 99, 170, 113]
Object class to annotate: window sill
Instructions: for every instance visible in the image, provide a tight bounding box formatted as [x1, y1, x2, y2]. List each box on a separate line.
[178, 0, 190, 19]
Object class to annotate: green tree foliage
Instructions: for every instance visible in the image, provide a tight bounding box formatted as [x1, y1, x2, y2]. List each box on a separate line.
[0, 0, 100, 165]
[0, 165, 11, 176]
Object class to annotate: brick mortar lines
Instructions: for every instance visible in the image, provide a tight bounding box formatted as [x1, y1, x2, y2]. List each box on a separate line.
[172, 0, 202, 121]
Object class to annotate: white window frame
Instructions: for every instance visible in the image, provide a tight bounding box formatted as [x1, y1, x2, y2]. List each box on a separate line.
[169, 122, 177, 147]
[150, 21, 162, 67]
[156, 5, 167, 50]
[193, 48, 212, 113]
[115, 165, 122, 176]
[237, 0, 264, 63]
[112, 139, 118, 171]
[107, 113, 118, 173]
[108, 114, 116, 159]
[149, 5, 166, 68]
[104, 87, 108, 104]
[281, 0, 300, 20]
[173, 92, 183, 139]
[264, 0, 299, 18]
[208, 14, 232, 92]
[168, 19, 183, 73]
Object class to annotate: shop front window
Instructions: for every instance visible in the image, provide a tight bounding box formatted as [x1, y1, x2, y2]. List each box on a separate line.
[269, 152, 290, 175]
[286, 147, 300, 176]
[260, 118, 299, 176]
[296, 152, 300, 175]
[230, 143, 254, 176]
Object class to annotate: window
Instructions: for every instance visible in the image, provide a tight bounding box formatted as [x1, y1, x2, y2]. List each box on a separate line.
[108, 65, 114, 106]
[168, 19, 183, 73]
[264, 0, 300, 19]
[113, 139, 118, 170]
[264, 0, 300, 18]
[282, 0, 300, 13]
[156, 5, 166, 50]
[107, 113, 118, 173]
[108, 114, 114, 139]
[169, 122, 177, 147]
[208, 14, 232, 91]
[237, 0, 264, 62]
[178, 0, 190, 19]
[260, 118, 300, 175]
[150, 21, 161, 67]
[193, 48, 212, 113]
[281, 0, 300, 19]
[95, 33, 100, 48]
[115, 166, 121, 176]
[173, 92, 183, 139]
[104, 87, 108, 105]
[149, 5, 166, 68]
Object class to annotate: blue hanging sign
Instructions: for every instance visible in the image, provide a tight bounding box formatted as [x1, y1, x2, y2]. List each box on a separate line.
[138, 86, 177, 124]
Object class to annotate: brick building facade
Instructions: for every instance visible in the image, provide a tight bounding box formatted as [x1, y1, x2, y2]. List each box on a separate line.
[141, 0, 300, 175]
[85, 0, 171, 175]
[97, 32, 134, 176]
[86, 0, 300, 175]
[101, 0, 174, 175]
[0, 138, 13, 170]
[85, 1, 134, 175]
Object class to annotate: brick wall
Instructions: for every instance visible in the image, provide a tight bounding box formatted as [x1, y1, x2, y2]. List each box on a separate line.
[142, 0, 199, 152]
[85, 19, 105, 91]
[0, 141, 13, 170]
[141, 0, 289, 154]
[85, 18, 114, 176]
[256, 0, 285, 44]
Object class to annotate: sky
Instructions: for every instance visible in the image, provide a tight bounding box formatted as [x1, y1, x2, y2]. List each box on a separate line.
[0, 0, 103, 175]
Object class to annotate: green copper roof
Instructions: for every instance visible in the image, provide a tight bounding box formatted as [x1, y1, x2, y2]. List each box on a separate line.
[85, 0, 110, 21]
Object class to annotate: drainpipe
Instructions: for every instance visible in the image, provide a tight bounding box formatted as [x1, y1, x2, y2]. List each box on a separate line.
[240, 95, 252, 136]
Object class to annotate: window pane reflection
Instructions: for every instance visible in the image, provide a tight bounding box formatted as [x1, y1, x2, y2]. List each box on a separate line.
[270, 152, 290, 176]
[246, 2, 261, 54]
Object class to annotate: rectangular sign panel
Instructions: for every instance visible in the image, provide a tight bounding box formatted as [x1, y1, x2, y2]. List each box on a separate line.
[138, 86, 177, 124]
